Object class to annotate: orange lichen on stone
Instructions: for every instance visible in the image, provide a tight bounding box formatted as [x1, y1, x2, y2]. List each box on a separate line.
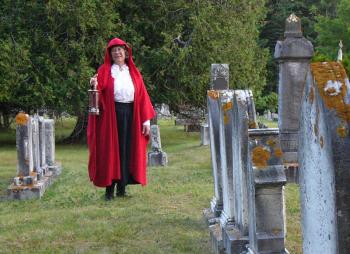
[320, 136, 324, 148]
[15, 112, 29, 125]
[309, 87, 314, 104]
[222, 101, 233, 112]
[267, 139, 276, 147]
[311, 62, 350, 123]
[224, 114, 229, 124]
[248, 121, 257, 129]
[274, 148, 283, 158]
[208, 90, 220, 100]
[252, 146, 270, 168]
[336, 125, 348, 138]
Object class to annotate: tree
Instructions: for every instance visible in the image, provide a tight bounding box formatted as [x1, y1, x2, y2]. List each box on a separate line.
[314, 0, 350, 74]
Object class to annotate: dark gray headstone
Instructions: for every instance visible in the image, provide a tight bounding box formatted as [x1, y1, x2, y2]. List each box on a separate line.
[210, 64, 229, 90]
[274, 13, 314, 164]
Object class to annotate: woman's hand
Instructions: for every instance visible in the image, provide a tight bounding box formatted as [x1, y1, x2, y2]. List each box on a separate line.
[90, 74, 98, 88]
[142, 124, 150, 136]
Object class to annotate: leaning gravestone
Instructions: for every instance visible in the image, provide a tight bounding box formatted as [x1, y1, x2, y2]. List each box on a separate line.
[274, 13, 313, 164]
[7, 113, 62, 200]
[299, 61, 350, 254]
[147, 125, 168, 166]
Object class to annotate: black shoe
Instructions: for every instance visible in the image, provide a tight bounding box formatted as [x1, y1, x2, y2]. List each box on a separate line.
[105, 183, 115, 201]
[116, 184, 126, 197]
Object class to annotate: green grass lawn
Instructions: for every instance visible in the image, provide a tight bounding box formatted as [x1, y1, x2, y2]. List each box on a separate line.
[0, 119, 301, 253]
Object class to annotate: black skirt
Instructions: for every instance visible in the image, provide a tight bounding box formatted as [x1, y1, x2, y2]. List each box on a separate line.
[115, 102, 138, 186]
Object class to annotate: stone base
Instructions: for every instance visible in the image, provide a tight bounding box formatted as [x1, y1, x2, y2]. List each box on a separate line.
[203, 208, 219, 226]
[284, 163, 299, 184]
[48, 162, 62, 176]
[209, 223, 225, 254]
[282, 151, 297, 164]
[222, 225, 249, 254]
[147, 151, 168, 166]
[7, 162, 62, 200]
[255, 232, 289, 254]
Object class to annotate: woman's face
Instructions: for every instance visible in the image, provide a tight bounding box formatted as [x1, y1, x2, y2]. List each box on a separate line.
[110, 46, 126, 65]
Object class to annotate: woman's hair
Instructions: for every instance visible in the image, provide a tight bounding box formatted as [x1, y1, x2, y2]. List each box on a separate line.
[109, 45, 129, 64]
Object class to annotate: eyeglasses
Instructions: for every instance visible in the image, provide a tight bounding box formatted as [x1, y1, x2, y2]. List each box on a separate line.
[110, 47, 125, 54]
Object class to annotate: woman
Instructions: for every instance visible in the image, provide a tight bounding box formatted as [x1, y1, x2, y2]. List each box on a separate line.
[87, 38, 155, 200]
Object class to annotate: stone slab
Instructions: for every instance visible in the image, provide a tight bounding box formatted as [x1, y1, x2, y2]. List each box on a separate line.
[7, 163, 62, 201]
[147, 152, 168, 166]
[209, 223, 225, 254]
[222, 225, 249, 254]
[203, 208, 220, 226]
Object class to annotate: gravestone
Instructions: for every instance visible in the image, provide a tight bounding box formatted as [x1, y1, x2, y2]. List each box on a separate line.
[299, 61, 350, 254]
[210, 64, 229, 90]
[38, 117, 48, 175]
[200, 123, 210, 146]
[246, 129, 288, 254]
[148, 125, 168, 166]
[15, 113, 34, 178]
[32, 115, 42, 179]
[222, 91, 250, 254]
[274, 13, 314, 164]
[218, 91, 235, 227]
[45, 119, 62, 175]
[7, 114, 62, 200]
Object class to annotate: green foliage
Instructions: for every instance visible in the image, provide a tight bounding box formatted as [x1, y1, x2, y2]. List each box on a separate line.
[315, 0, 350, 74]
[0, 0, 121, 116]
[118, 0, 268, 110]
[0, 0, 269, 117]
[260, 0, 339, 94]
[255, 91, 278, 113]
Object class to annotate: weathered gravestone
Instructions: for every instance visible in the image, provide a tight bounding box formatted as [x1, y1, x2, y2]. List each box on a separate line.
[32, 115, 43, 179]
[147, 125, 168, 166]
[200, 122, 210, 146]
[246, 129, 288, 254]
[206, 89, 259, 254]
[45, 119, 61, 175]
[15, 113, 34, 180]
[299, 61, 350, 254]
[221, 91, 251, 254]
[274, 13, 314, 164]
[7, 113, 62, 200]
[205, 63, 230, 220]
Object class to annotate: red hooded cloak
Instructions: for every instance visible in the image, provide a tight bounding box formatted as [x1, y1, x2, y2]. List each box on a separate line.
[87, 38, 155, 187]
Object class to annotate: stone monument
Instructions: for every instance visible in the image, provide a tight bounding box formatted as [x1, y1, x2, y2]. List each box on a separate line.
[299, 61, 350, 254]
[274, 13, 314, 164]
[147, 125, 168, 166]
[246, 129, 288, 254]
[7, 113, 62, 200]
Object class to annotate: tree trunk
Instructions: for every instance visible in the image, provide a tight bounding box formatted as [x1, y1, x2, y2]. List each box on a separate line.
[63, 111, 88, 144]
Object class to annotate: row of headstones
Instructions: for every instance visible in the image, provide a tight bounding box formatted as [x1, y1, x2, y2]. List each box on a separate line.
[276, 13, 350, 254]
[206, 79, 288, 253]
[207, 13, 350, 254]
[7, 113, 61, 200]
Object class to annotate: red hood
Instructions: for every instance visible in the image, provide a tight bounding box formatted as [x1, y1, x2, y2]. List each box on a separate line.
[104, 38, 134, 67]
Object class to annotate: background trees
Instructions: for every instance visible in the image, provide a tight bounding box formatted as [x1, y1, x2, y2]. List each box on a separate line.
[0, 0, 348, 139]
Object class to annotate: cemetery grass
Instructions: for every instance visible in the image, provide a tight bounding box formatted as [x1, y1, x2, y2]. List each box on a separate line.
[0, 119, 301, 253]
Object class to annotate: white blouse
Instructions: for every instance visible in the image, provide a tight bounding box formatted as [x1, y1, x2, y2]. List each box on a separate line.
[111, 64, 134, 103]
[111, 64, 150, 126]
